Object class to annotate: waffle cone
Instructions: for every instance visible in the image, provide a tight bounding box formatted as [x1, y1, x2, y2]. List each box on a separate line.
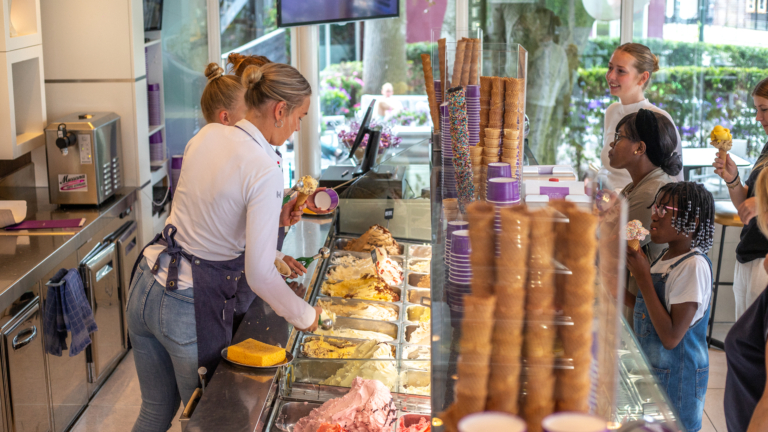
[719, 148, 727, 161]
[294, 193, 309, 211]
[487, 361, 523, 413]
[561, 264, 596, 307]
[467, 202, 497, 297]
[627, 239, 640, 251]
[451, 40, 466, 88]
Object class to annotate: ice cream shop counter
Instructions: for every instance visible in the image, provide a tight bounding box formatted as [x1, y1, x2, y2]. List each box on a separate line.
[185, 142, 434, 432]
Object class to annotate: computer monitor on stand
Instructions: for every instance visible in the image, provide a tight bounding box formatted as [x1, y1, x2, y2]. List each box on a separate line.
[346, 100, 381, 177]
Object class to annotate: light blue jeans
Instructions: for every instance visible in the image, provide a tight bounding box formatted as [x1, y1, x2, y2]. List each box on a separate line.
[127, 258, 199, 432]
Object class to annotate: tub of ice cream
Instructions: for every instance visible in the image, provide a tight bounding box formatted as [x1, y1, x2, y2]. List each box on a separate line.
[407, 273, 431, 289]
[402, 345, 431, 370]
[310, 317, 400, 342]
[330, 251, 404, 268]
[408, 245, 432, 259]
[316, 298, 400, 322]
[299, 335, 397, 359]
[289, 356, 399, 391]
[325, 264, 404, 287]
[274, 401, 322, 431]
[407, 289, 431, 306]
[398, 370, 431, 396]
[319, 278, 403, 303]
[407, 259, 431, 274]
[335, 231, 405, 256]
[404, 322, 431, 345]
[405, 305, 431, 323]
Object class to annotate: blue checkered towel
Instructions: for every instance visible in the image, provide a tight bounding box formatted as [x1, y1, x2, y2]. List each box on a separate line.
[43, 269, 98, 357]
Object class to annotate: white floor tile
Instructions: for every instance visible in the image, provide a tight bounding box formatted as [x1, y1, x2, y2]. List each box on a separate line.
[708, 349, 727, 390]
[700, 413, 718, 432]
[704, 388, 727, 432]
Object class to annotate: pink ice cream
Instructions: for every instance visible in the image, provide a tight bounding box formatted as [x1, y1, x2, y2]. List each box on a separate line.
[398, 416, 431, 432]
[374, 247, 404, 286]
[293, 377, 397, 432]
[626, 220, 650, 241]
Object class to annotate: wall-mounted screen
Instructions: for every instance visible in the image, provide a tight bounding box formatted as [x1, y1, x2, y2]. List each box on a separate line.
[277, 0, 399, 28]
[143, 0, 164, 31]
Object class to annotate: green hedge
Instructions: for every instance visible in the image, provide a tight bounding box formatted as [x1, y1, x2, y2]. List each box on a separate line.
[561, 65, 768, 171]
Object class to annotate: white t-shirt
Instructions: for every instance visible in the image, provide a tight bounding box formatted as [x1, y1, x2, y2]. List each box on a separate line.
[650, 248, 712, 327]
[143, 120, 315, 329]
[598, 99, 684, 190]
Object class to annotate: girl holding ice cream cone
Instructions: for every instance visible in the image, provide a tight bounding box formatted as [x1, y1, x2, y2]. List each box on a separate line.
[713, 77, 768, 319]
[626, 182, 715, 432]
[608, 109, 682, 322]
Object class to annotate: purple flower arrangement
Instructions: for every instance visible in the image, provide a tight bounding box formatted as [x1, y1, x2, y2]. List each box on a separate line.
[338, 120, 402, 153]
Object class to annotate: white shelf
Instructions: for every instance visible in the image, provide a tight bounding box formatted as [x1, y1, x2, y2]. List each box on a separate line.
[144, 38, 161, 48]
[150, 158, 168, 185]
[0, 0, 42, 52]
[0, 44, 46, 159]
[148, 123, 164, 136]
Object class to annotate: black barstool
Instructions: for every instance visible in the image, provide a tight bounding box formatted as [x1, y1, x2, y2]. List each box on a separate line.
[709, 201, 743, 350]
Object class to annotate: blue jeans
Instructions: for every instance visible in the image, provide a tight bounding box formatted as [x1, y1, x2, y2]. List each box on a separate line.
[127, 258, 199, 432]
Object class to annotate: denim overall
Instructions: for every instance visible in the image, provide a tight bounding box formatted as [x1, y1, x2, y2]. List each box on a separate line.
[131, 224, 251, 381]
[633, 250, 712, 432]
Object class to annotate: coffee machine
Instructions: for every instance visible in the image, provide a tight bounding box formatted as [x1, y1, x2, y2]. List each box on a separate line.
[44, 113, 122, 205]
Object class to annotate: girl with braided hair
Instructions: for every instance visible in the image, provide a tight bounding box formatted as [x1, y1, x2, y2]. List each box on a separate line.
[626, 181, 715, 432]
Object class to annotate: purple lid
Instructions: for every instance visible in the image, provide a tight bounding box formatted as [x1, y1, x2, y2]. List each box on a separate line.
[148, 83, 160, 91]
[487, 177, 520, 203]
[171, 155, 183, 169]
[446, 221, 469, 239]
[465, 85, 480, 97]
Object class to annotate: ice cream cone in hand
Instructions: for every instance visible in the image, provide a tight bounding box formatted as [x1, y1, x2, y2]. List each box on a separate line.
[294, 175, 318, 211]
[710, 125, 733, 161]
[627, 239, 640, 251]
[625, 220, 649, 258]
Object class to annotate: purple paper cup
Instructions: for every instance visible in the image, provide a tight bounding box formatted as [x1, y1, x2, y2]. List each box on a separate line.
[487, 177, 520, 203]
[541, 413, 607, 432]
[465, 85, 480, 97]
[487, 162, 512, 180]
[449, 255, 471, 264]
[313, 189, 339, 211]
[447, 221, 469, 239]
[449, 277, 472, 285]
[459, 412, 527, 432]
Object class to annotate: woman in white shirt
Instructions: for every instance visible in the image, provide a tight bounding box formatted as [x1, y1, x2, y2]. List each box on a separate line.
[126, 62, 321, 432]
[599, 43, 683, 190]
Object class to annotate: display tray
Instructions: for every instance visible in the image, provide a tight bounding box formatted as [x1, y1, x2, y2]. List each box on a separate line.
[266, 395, 431, 432]
[282, 235, 433, 403]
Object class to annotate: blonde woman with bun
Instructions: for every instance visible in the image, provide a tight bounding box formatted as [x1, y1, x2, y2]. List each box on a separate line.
[713, 77, 768, 319]
[599, 43, 683, 190]
[201, 63, 247, 125]
[724, 166, 768, 432]
[227, 52, 271, 76]
[126, 62, 319, 431]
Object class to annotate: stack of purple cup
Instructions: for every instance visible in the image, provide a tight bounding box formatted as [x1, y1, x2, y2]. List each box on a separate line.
[435, 80, 442, 107]
[148, 83, 162, 126]
[466, 85, 480, 146]
[149, 131, 164, 161]
[440, 104, 457, 199]
[445, 221, 469, 272]
[447, 229, 472, 312]
[487, 177, 521, 255]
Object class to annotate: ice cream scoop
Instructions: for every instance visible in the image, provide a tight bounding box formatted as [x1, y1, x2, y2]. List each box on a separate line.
[294, 175, 319, 211]
[296, 247, 331, 268]
[625, 220, 650, 251]
[319, 308, 336, 330]
[710, 125, 733, 160]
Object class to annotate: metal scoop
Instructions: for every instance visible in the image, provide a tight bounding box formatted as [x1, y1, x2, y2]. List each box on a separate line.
[282, 180, 306, 205]
[296, 247, 330, 268]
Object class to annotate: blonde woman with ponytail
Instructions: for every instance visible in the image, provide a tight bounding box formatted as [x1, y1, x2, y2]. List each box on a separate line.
[600, 43, 683, 189]
[723, 166, 768, 432]
[200, 63, 247, 125]
[713, 77, 768, 319]
[127, 62, 319, 432]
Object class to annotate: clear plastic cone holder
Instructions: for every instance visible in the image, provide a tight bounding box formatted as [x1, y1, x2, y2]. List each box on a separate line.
[432, 172, 631, 427]
[431, 28, 527, 211]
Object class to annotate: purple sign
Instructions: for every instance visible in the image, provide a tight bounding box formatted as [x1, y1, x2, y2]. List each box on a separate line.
[540, 186, 570, 199]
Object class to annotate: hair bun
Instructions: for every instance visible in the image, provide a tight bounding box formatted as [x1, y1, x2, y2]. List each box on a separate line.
[205, 63, 224, 80]
[652, 54, 660, 72]
[242, 65, 263, 89]
[661, 151, 682, 177]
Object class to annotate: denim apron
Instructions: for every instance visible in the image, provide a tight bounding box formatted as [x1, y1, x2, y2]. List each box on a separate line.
[130, 224, 250, 381]
[633, 250, 712, 432]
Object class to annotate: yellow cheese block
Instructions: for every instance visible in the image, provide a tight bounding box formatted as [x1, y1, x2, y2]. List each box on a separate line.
[227, 338, 286, 367]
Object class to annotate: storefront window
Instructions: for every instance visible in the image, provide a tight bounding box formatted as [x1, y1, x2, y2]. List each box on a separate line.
[479, 0, 620, 173]
[163, 0, 210, 157]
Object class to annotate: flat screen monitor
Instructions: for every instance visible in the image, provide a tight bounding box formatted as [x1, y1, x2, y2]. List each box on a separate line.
[144, 0, 163, 31]
[277, 0, 399, 28]
[347, 99, 376, 159]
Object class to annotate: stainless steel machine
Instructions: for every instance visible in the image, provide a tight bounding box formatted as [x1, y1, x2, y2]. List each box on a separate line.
[44, 112, 122, 206]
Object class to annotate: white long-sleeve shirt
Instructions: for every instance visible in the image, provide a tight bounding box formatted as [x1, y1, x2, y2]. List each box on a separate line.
[598, 99, 684, 190]
[143, 119, 315, 329]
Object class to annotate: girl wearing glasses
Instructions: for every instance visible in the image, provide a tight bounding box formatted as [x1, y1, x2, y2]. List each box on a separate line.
[608, 109, 682, 323]
[600, 43, 683, 190]
[626, 182, 715, 432]
[713, 78, 768, 319]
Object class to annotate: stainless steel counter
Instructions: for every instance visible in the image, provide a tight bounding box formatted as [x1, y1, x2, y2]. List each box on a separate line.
[185, 215, 335, 432]
[0, 187, 137, 311]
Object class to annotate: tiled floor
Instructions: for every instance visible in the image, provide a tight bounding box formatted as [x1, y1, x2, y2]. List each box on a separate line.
[71, 323, 736, 432]
[69, 352, 182, 432]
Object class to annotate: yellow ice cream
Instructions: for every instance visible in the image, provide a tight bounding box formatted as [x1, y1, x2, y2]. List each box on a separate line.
[407, 306, 431, 323]
[302, 338, 393, 359]
[710, 125, 733, 153]
[317, 299, 399, 321]
[297, 175, 318, 195]
[327, 260, 377, 281]
[321, 276, 400, 302]
[319, 342, 398, 390]
[313, 327, 394, 343]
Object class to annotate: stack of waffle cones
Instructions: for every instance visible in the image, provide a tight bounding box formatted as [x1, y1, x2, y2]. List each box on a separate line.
[479, 77, 492, 146]
[521, 207, 558, 432]
[553, 202, 598, 413]
[486, 206, 531, 413]
[444, 198, 459, 221]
